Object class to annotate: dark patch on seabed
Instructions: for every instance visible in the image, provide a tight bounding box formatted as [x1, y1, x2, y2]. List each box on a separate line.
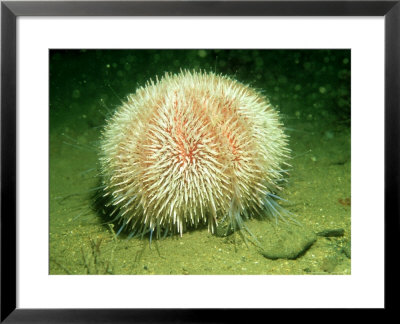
[50, 49, 351, 275]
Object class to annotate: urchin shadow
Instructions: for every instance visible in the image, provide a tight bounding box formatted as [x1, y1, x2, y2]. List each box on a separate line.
[89, 176, 300, 243]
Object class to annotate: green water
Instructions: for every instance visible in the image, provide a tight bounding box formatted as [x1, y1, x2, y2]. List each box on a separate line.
[50, 49, 351, 275]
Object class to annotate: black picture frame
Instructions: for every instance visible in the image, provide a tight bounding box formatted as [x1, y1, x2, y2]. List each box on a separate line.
[1, 0, 398, 321]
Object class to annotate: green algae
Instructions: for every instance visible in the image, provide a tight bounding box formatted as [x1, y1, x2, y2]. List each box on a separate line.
[50, 49, 351, 275]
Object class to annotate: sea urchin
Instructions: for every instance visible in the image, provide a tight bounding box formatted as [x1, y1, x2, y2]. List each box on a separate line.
[99, 71, 290, 239]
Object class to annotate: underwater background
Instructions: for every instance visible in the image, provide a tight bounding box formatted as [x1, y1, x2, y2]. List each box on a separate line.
[49, 49, 351, 275]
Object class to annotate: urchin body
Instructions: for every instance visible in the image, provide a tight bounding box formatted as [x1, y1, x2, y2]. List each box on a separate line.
[100, 71, 289, 238]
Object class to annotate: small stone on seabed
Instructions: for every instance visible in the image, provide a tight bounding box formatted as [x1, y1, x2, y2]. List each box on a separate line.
[72, 89, 80, 98]
[258, 222, 317, 260]
[324, 131, 334, 139]
[316, 228, 345, 237]
[197, 50, 207, 58]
